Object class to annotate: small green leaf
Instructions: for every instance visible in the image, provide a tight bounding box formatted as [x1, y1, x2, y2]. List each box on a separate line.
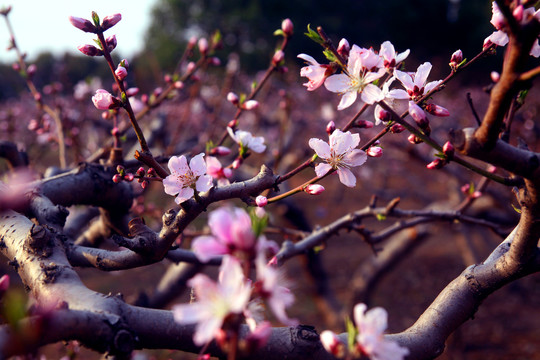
[376, 213, 386, 221]
[511, 204, 522, 214]
[250, 208, 268, 237]
[205, 141, 215, 153]
[91, 11, 100, 27]
[345, 316, 358, 350]
[304, 24, 324, 45]
[274, 29, 285, 37]
[322, 49, 337, 63]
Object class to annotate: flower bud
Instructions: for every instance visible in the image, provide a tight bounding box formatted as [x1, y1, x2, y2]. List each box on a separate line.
[186, 61, 196, 73]
[174, 81, 184, 89]
[304, 184, 325, 195]
[136, 167, 145, 177]
[281, 18, 294, 37]
[256, 195, 268, 207]
[375, 106, 391, 123]
[407, 134, 422, 144]
[449, 49, 463, 70]
[125, 87, 139, 97]
[326, 121, 336, 135]
[442, 141, 454, 158]
[272, 50, 285, 66]
[337, 38, 350, 58]
[69, 16, 97, 33]
[11, 62, 20, 72]
[356, 120, 374, 129]
[490, 71, 500, 83]
[77, 44, 103, 57]
[426, 158, 445, 170]
[106, 35, 117, 52]
[209, 57, 221, 66]
[0, 274, 10, 292]
[232, 157, 242, 169]
[198, 38, 209, 56]
[210, 146, 231, 156]
[27, 64, 37, 78]
[141, 180, 148, 189]
[367, 147, 383, 157]
[320, 331, 345, 358]
[92, 89, 120, 110]
[227, 119, 238, 129]
[425, 103, 450, 117]
[390, 124, 405, 133]
[124, 173, 134, 182]
[409, 101, 428, 128]
[512, 5, 524, 22]
[112, 174, 123, 183]
[115, 65, 127, 80]
[242, 100, 259, 110]
[227, 92, 239, 105]
[101, 13, 122, 31]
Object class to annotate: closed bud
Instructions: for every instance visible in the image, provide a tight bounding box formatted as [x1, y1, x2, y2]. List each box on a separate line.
[164, 74, 172, 83]
[256, 195, 268, 207]
[272, 50, 285, 66]
[227, 119, 238, 128]
[106, 35, 117, 52]
[0, 6, 12, 16]
[124, 173, 134, 182]
[188, 36, 198, 49]
[337, 38, 350, 58]
[449, 49, 463, 70]
[320, 331, 345, 358]
[375, 107, 391, 123]
[209, 57, 221, 66]
[112, 174, 123, 183]
[147, 168, 157, 177]
[198, 38, 209, 56]
[101, 13, 122, 31]
[174, 81, 184, 89]
[11, 62, 20, 72]
[0, 274, 9, 292]
[442, 141, 454, 158]
[408, 134, 422, 144]
[326, 121, 336, 135]
[356, 119, 374, 129]
[305, 184, 325, 195]
[426, 158, 445, 170]
[367, 147, 383, 157]
[409, 101, 428, 127]
[136, 167, 145, 177]
[125, 87, 139, 97]
[281, 18, 294, 37]
[120, 58, 129, 70]
[232, 157, 242, 169]
[141, 180, 148, 189]
[210, 146, 231, 156]
[242, 100, 259, 110]
[115, 65, 127, 80]
[227, 92, 239, 105]
[425, 103, 450, 117]
[27, 64, 37, 78]
[77, 44, 103, 57]
[69, 16, 97, 33]
[92, 89, 120, 110]
[390, 124, 405, 133]
[490, 71, 500, 83]
[186, 61, 196, 73]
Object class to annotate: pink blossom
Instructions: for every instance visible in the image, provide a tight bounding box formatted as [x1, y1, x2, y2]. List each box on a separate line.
[308, 129, 367, 188]
[162, 153, 213, 204]
[69, 16, 97, 33]
[101, 13, 122, 31]
[227, 128, 266, 153]
[172, 255, 251, 346]
[210, 146, 231, 156]
[373, 76, 408, 125]
[191, 207, 256, 263]
[92, 89, 117, 110]
[379, 41, 409, 70]
[298, 54, 331, 91]
[205, 156, 232, 186]
[354, 303, 409, 360]
[393, 62, 442, 100]
[0, 274, 9, 292]
[254, 250, 297, 326]
[324, 45, 385, 110]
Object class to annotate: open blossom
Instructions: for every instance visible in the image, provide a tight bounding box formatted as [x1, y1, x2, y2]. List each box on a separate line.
[162, 153, 213, 204]
[254, 249, 297, 326]
[227, 128, 266, 153]
[393, 62, 442, 100]
[379, 41, 410, 70]
[172, 255, 251, 346]
[353, 303, 409, 360]
[324, 45, 386, 110]
[373, 76, 408, 125]
[309, 129, 367, 188]
[191, 207, 256, 262]
[298, 54, 331, 91]
[205, 156, 232, 186]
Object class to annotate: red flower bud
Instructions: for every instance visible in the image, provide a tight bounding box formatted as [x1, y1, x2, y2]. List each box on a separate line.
[77, 44, 103, 57]
[101, 13, 122, 31]
[426, 158, 446, 169]
[326, 121, 336, 135]
[69, 16, 97, 33]
[281, 18, 294, 37]
[304, 184, 325, 195]
[425, 104, 450, 117]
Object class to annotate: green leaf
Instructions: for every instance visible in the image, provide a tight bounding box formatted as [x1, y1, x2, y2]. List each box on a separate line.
[91, 11, 100, 27]
[517, 89, 529, 106]
[376, 213, 386, 221]
[345, 316, 358, 350]
[511, 203, 522, 214]
[274, 29, 285, 37]
[304, 24, 324, 45]
[322, 49, 337, 63]
[205, 140, 215, 153]
[250, 208, 268, 238]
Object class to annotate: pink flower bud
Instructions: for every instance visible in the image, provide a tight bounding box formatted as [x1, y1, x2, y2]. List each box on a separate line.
[186, 62, 196, 73]
[460, 183, 470, 194]
[0, 275, 10, 292]
[111, 127, 119, 136]
[164, 74, 172, 83]
[242, 100, 259, 110]
[120, 58, 129, 70]
[232, 158, 242, 169]
[326, 121, 336, 135]
[390, 124, 405, 133]
[426, 158, 445, 169]
[198, 38, 209, 55]
[106, 35, 117, 52]
[125, 87, 139, 97]
[425, 103, 450, 117]
[209, 57, 221, 66]
[124, 173, 134, 182]
[256, 195, 268, 207]
[228, 119, 238, 128]
[337, 38, 350, 58]
[408, 134, 422, 144]
[101, 13, 122, 31]
[77, 44, 103, 57]
[174, 81, 184, 89]
[272, 50, 285, 66]
[442, 141, 454, 158]
[367, 147, 383, 157]
[449, 49, 463, 70]
[304, 184, 325, 195]
[92, 89, 119, 110]
[375, 107, 391, 122]
[112, 174, 123, 183]
[115, 65, 127, 80]
[69, 16, 97, 33]
[281, 18, 294, 37]
[490, 71, 500, 83]
[210, 146, 231, 156]
[227, 92, 239, 105]
[409, 101, 428, 128]
[141, 180, 148, 189]
[320, 330, 345, 358]
[136, 167, 145, 177]
[513, 5, 524, 22]
[11, 62, 20, 72]
[27, 64, 37, 78]
[356, 120, 374, 129]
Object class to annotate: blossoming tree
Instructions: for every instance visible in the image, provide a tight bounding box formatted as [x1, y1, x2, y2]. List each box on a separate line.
[0, 1, 539, 359]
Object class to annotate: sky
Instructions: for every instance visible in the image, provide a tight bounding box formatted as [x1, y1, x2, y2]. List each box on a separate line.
[0, 0, 158, 63]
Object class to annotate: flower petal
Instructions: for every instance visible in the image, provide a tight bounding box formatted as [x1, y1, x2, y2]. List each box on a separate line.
[315, 163, 333, 178]
[337, 91, 358, 110]
[174, 187, 194, 204]
[343, 149, 367, 167]
[337, 168, 356, 187]
[361, 84, 384, 104]
[196, 175, 214, 193]
[168, 155, 189, 174]
[192, 236, 229, 262]
[393, 69, 413, 91]
[415, 62, 432, 88]
[324, 74, 351, 93]
[190, 153, 207, 176]
[308, 138, 331, 159]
